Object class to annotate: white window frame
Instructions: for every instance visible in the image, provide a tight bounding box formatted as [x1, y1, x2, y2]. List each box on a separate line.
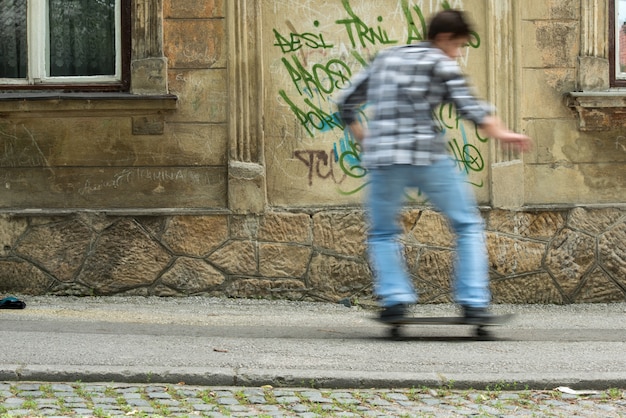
[1, 0, 122, 85]
[615, 0, 626, 81]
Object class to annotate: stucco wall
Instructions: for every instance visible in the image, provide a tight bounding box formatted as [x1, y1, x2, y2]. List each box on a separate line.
[0, 0, 624, 303]
[264, 0, 491, 206]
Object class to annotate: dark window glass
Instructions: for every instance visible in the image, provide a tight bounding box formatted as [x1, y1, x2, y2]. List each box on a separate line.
[49, 0, 117, 77]
[0, 0, 28, 78]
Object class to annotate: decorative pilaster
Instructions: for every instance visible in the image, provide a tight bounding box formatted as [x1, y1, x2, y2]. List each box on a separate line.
[130, 0, 168, 95]
[487, 0, 524, 208]
[577, 0, 609, 91]
[227, 0, 267, 213]
[581, 0, 607, 58]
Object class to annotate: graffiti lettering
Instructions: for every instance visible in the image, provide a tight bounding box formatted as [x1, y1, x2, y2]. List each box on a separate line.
[402, 0, 428, 44]
[273, 26, 334, 53]
[294, 149, 347, 186]
[279, 90, 343, 137]
[335, 0, 398, 48]
[334, 132, 369, 195]
[274, 0, 489, 194]
[282, 55, 352, 96]
[447, 122, 485, 188]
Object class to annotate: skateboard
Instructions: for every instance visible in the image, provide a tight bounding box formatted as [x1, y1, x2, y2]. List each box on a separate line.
[374, 313, 514, 340]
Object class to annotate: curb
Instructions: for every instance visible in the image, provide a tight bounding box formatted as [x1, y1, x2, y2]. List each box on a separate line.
[2, 365, 625, 391]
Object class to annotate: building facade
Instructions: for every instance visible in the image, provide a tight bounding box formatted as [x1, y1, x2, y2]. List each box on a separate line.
[0, 0, 624, 304]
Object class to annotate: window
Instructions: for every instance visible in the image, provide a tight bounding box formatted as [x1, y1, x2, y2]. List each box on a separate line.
[611, 0, 626, 86]
[0, 0, 130, 90]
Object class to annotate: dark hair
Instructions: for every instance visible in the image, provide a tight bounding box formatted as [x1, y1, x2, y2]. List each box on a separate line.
[427, 9, 473, 40]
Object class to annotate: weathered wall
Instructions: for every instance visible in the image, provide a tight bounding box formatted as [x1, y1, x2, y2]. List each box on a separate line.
[0, 0, 624, 304]
[1, 207, 624, 303]
[263, 0, 491, 206]
[523, 1, 625, 204]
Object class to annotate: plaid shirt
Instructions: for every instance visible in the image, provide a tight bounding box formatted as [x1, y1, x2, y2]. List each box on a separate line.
[336, 42, 491, 167]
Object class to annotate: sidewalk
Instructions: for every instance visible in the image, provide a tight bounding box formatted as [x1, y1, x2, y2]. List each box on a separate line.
[1, 296, 625, 390]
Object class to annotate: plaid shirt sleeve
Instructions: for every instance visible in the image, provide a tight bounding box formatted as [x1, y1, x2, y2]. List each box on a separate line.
[435, 58, 491, 126]
[336, 61, 374, 126]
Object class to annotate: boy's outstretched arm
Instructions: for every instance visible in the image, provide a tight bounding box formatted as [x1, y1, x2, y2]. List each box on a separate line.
[478, 115, 533, 152]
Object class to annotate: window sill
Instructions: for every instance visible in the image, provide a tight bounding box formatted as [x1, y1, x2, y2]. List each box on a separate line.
[566, 91, 626, 131]
[0, 92, 178, 117]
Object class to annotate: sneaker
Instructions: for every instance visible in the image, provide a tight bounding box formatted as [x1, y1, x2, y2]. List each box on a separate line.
[379, 304, 407, 323]
[462, 306, 494, 325]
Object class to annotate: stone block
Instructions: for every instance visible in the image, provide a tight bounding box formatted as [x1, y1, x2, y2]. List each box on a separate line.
[491, 273, 565, 304]
[229, 216, 260, 240]
[413, 277, 454, 304]
[407, 210, 454, 248]
[0, 215, 28, 256]
[160, 257, 225, 294]
[312, 211, 367, 257]
[164, 0, 224, 18]
[164, 20, 226, 69]
[0, 259, 54, 294]
[577, 56, 609, 91]
[15, 219, 93, 282]
[574, 267, 625, 302]
[226, 278, 306, 299]
[2, 167, 227, 209]
[307, 253, 371, 301]
[1, 117, 133, 167]
[521, 69, 575, 119]
[486, 233, 546, 276]
[568, 207, 624, 235]
[487, 209, 566, 240]
[162, 215, 228, 257]
[520, 0, 579, 20]
[523, 119, 581, 164]
[521, 21, 578, 68]
[209, 240, 257, 275]
[163, 123, 228, 166]
[259, 243, 311, 278]
[76, 219, 171, 295]
[414, 248, 454, 291]
[400, 209, 420, 235]
[132, 115, 165, 135]
[598, 222, 626, 288]
[545, 228, 596, 296]
[576, 163, 626, 203]
[228, 162, 267, 215]
[491, 161, 524, 209]
[167, 69, 228, 123]
[258, 212, 311, 243]
[525, 164, 589, 205]
[131, 58, 168, 95]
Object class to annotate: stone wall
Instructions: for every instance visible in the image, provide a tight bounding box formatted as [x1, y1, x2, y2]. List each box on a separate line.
[1, 207, 623, 304]
[1, 0, 624, 304]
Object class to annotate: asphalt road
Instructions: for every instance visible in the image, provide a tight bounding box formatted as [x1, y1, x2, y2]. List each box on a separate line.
[1, 296, 626, 390]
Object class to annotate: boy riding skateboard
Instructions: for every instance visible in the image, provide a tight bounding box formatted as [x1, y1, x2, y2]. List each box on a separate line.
[336, 10, 532, 324]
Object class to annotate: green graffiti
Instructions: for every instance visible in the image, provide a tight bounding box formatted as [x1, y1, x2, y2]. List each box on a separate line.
[275, 0, 489, 194]
[282, 55, 352, 97]
[335, 0, 398, 48]
[402, 0, 428, 44]
[273, 27, 334, 53]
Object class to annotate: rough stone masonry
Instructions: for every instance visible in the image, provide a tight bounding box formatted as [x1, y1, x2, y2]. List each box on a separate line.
[0, 206, 624, 304]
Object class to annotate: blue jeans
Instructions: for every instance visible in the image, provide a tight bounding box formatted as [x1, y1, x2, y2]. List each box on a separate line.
[366, 158, 490, 308]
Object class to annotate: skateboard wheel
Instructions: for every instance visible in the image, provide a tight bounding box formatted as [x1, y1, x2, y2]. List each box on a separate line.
[475, 326, 492, 340]
[389, 326, 401, 339]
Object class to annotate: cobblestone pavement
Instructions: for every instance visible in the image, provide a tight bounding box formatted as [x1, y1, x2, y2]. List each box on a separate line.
[1, 382, 625, 417]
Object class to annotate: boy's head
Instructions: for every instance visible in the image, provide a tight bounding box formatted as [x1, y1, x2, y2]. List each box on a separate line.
[427, 9, 473, 58]
[427, 9, 473, 40]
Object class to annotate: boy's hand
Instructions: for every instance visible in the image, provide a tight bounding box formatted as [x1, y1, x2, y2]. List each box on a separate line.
[479, 116, 533, 152]
[497, 132, 533, 152]
[348, 121, 366, 142]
